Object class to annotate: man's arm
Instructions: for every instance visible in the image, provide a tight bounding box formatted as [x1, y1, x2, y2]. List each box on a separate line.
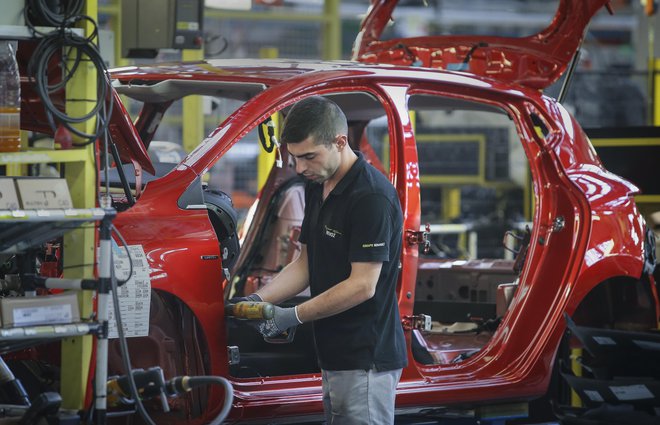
[296, 261, 382, 323]
[254, 244, 310, 305]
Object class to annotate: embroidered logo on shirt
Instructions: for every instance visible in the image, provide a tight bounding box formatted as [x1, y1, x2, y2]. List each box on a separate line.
[362, 242, 386, 248]
[324, 225, 343, 239]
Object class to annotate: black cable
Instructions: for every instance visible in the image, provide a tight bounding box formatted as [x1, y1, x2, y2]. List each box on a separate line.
[258, 119, 276, 153]
[25, 0, 84, 28]
[25, 8, 114, 146]
[462, 42, 489, 66]
[109, 233, 233, 424]
[204, 34, 228, 57]
[61, 263, 96, 270]
[109, 225, 133, 286]
[110, 263, 158, 425]
[28, 32, 112, 144]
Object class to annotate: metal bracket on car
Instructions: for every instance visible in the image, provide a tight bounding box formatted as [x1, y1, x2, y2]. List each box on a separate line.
[402, 314, 432, 331]
[227, 346, 240, 365]
[406, 223, 430, 253]
[222, 267, 231, 283]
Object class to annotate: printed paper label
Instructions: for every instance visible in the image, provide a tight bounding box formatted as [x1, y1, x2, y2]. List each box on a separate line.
[592, 336, 616, 345]
[13, 304, 72, 326]
[584, 390, 604, 402]
[610, 384, 654, 401]
[108, 244, 151, 339]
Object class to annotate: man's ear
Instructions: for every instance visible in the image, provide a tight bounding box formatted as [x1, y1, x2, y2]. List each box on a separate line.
[336, 134, 348, 150]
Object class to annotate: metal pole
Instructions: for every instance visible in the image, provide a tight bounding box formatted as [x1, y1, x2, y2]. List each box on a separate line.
[94, 212, 113, 425]
[558, 49, 581, 104]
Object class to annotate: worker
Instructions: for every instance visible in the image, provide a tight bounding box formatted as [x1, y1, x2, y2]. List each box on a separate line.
[235, 96, 407, 424]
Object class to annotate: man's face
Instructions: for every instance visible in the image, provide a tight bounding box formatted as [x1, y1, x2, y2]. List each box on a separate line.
[287, 135, 341, 184]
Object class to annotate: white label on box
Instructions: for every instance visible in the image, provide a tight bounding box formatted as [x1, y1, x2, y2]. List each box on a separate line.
[584, 390, 604, 402]
[107, 244, 151, 339]
[16, 178, 73, 209]
[610, 384, 654, 401]
[593, 336, 616, 345]
[0, 179, 19, 209]
[12, 304, 73, 327]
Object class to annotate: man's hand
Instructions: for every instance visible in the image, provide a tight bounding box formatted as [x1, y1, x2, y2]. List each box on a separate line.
[258, 306, 302, 338]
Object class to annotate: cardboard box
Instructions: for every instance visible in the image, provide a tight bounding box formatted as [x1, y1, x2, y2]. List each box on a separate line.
[0, 292, 80, 328]
[15, 178, 73, 209]
[0, 178, 20, 210]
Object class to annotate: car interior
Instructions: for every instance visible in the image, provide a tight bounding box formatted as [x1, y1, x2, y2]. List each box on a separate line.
[221, 92, 530, 377]
[105, 83, 532, 377]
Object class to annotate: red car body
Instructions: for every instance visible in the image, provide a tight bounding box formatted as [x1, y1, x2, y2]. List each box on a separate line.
[20, 0, 659, 423]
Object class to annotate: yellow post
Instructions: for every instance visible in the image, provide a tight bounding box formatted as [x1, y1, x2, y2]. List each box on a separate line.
[256, 47, 280, 190]
[182, 49, 204, 153]
[654, 58, 660, 125]
[571, 348, 583, 407]
[442, 187, 461, 221]
[60, 0, 99, 411]
[323, 0, 341, 60]
[99, 0, 129, 68]
[259, 46, 279, 60]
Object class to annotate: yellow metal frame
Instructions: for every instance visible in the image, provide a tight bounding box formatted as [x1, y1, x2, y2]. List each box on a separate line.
[571, 348, 583, 407]
[655, 58, 660, 126]
[60, 0, 99, 410]
[590, 137, 660, 147]
[1, 32, 103, 415]
[182, 49, 205, 153]
[415, 133, 487, 185]
[2, 0, 99, 406]
[257, 113, 281, 190]
[590, 137, 660, 205]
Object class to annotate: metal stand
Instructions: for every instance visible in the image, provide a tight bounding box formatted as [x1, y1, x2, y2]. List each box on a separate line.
[94, 212, 113, 425]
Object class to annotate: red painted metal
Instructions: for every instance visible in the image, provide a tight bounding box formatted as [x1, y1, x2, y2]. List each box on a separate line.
[104, 60, 657, 422]
[353, 0, 612, 90]
[18, 0, 657, 422]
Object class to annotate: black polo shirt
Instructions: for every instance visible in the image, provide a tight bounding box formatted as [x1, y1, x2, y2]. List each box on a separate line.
[299, 152, 407, 371]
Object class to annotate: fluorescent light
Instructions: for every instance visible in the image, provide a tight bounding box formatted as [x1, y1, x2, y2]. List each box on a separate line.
[205, 0, 251, 11]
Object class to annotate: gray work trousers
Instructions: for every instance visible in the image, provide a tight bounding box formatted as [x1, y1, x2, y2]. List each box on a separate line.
[321, 368, 402, 425]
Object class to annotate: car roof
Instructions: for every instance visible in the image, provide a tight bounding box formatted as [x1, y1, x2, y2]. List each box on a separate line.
[109, 58, 523, 173]
[112, 59, 370, 87]
[111, 58, 522, 103]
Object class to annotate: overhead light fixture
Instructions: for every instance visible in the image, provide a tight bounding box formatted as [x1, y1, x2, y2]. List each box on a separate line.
[205, 0, 251, 10]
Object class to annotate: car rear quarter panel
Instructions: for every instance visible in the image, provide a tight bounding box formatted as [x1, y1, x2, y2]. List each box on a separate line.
[553, 113, 647, 308]
[112, 166, 230, 410]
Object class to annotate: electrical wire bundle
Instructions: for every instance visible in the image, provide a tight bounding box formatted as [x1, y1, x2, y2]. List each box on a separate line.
[25, 0, 113, 146]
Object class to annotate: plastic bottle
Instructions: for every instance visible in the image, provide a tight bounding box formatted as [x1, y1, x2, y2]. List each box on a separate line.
[0, 41, 20, 152]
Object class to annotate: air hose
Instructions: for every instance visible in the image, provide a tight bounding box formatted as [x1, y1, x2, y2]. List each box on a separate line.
[166, 376, 234, 425]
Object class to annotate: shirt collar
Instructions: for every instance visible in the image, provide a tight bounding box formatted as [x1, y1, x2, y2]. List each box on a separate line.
[332, 151, 366, 196]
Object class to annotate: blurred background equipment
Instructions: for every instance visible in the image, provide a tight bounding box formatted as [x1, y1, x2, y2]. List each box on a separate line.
[0, 40, 21, 152]
[121, 0, 204, 58]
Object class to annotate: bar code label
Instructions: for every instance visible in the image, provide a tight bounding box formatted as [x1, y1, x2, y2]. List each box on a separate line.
[13, 305, 73, 326]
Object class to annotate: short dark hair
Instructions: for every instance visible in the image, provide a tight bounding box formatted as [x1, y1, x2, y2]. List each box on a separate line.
[281, 96, 348, 147]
